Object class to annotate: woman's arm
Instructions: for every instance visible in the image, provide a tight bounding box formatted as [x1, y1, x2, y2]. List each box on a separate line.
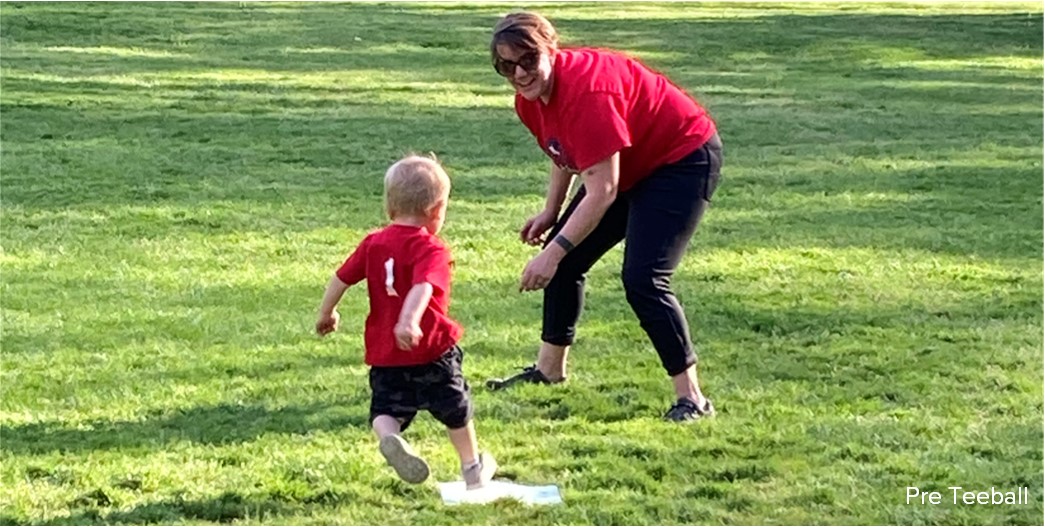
[521, 162, 576, 245]
[519, 152, 620, 291]
[549, 153, 619, 253]
[544, 162, 575, 214]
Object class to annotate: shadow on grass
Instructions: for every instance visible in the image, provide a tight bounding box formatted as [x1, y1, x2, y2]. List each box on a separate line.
[9, 478, 434, 526]
[1, 4, 1039, 73]
[13, 491, 289, 526]
[2, 5, 1040, 265]
[0, 401, 367, 456]
[3, 14, 1040, 190]
[3, 155, 1038, 261]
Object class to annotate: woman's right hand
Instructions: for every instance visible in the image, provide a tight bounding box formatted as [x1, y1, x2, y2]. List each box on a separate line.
[519, 209, 558, 246]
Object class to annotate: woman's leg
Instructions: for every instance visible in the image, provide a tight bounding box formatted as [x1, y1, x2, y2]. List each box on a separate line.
[622, 135, 722, 415]
[540, 186, 629, 351]
[488, 187, 628, 388]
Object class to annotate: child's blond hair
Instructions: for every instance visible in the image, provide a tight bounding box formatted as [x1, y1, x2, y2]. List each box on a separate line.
[384, 154, 450, 219]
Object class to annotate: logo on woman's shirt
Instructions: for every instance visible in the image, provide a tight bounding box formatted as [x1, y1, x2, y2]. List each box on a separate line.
[544, 138, 576, 172]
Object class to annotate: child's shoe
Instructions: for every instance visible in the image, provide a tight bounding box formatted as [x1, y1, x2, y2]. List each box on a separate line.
[379, 434, 430, 484]
[462, 452, 498, 490]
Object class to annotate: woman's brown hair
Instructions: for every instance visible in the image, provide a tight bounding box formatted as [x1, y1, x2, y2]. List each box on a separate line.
[490, 12, 559, 61]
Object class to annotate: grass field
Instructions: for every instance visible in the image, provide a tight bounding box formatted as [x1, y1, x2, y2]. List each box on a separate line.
[1, 2, 1042, 525]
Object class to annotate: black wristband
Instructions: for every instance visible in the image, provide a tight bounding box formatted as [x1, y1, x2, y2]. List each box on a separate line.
[552, 234, 575, 253]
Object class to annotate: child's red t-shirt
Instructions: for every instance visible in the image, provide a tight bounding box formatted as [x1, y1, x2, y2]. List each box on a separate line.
[336, 224, 463, 367]
[514, 47, 717, 192]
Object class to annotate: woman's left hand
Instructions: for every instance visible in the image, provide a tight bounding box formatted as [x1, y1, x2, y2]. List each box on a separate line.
[520, 249, 561, 292]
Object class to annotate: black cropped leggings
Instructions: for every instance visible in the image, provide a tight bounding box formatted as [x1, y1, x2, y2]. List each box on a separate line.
[541, 134, 723, 376]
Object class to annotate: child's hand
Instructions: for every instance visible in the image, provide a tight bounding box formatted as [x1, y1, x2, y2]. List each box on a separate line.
[394, 322, 423, 350]
[316, 311, 340, 336]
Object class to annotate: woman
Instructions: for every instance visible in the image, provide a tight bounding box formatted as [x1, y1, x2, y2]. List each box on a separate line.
[484, 12, 722, 422]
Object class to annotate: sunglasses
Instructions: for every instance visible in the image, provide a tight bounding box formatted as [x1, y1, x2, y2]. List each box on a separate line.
[493, 51, 540, 77]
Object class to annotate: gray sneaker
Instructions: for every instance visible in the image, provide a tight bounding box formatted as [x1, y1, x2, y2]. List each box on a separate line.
[379, 434, 430, 484]
[462, 452, 498, 490]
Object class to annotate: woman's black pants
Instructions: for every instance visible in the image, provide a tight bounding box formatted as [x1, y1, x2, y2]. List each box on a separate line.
[541, 134, 723, 377]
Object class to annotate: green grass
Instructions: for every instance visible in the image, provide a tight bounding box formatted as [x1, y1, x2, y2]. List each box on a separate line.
[1, 1, 1042, 524]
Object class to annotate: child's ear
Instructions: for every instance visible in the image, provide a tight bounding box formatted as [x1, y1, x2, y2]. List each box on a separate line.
[426, 199, 446, 217]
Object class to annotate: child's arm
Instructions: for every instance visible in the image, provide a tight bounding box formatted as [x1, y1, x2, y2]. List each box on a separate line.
[393, 282, 434, 350]
[316, 275, 350, 336]
[318, 238, 369, 337]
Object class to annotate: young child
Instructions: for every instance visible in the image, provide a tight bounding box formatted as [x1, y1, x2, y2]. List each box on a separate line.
[315, 154, 497, 489]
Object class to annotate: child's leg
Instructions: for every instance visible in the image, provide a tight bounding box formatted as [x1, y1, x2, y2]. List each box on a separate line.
[373, 412, 429, 484]
[446, 420, 479, 465]
[417, 346, 499, 488]
[378, 432, 429, 484]
[372, 414, 402, 439]
[448, 421, 498, 489]
[424, 347, 479, 465]
[370, 367, 429, 484]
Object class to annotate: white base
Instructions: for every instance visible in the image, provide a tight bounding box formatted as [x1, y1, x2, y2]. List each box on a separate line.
[437, 480, 563, 505]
